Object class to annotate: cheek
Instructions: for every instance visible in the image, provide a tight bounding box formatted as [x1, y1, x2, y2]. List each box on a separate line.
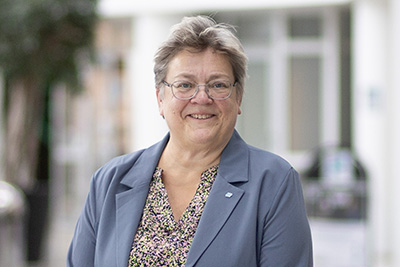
[222, 101, 241, 116]
[161, 98, 186, 118]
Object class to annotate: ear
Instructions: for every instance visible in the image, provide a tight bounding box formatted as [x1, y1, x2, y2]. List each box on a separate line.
[237, 96, 242, 115]
[156, 88, 164, 117]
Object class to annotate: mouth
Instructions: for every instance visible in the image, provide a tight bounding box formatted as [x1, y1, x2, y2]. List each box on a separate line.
[189, 114, 214, 120]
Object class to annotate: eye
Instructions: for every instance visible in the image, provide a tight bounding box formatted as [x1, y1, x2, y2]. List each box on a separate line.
[210, 81, 230, 89]
[174, 81, 195, 89]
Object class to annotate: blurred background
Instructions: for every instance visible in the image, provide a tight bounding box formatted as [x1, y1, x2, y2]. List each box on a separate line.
[0, 0, 399, 266]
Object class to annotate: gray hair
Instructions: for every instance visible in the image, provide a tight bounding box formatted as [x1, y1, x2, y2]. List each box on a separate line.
[154, 15, 248, 99]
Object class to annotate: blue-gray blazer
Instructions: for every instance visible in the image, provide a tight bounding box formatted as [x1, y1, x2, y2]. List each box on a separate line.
[67, 130, 313, 266]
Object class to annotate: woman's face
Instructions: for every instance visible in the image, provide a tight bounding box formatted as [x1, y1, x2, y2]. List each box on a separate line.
[157, 47, 242, 148]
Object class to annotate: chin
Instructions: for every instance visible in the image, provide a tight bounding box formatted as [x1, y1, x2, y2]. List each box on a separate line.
[191, 128, 231, 146]
[189, 129, 216, 143]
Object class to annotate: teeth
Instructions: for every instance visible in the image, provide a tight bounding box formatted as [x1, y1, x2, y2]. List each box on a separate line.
[191, 114, 212, 119]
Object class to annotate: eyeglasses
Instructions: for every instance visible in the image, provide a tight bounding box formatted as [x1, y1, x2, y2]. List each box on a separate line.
[162, 80, 236, 100]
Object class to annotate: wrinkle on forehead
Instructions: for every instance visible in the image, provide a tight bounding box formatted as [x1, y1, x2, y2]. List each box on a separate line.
[166, 48, 234, 83]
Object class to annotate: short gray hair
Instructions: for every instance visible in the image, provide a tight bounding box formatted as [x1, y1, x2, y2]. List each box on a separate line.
[154, 15, 248, 99]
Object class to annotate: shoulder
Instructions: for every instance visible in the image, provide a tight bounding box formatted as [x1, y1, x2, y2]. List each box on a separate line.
[247, 144, 294, 175]
[222, 130, 296, 184]
[88, 150, 147, 196]
[244, 145, 300, 200]
[91, 133, 170, 188]
[93, 150, 146, 184]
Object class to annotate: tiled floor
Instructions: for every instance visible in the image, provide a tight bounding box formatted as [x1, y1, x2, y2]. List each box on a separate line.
[23, 215, 76, 267]
[310, 218, 366, 267]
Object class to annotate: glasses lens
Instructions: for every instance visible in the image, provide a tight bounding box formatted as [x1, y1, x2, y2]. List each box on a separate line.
[207, 80, 232, 99]
[171, 81, 196, 99]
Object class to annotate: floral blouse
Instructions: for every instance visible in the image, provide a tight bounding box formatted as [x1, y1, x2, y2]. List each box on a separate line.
[128, 165, 218, 267]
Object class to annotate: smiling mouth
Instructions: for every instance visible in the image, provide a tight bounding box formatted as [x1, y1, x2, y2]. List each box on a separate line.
[190, 114, 214, 120]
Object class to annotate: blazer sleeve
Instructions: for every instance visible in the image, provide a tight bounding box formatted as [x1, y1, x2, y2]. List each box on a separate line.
[66, 174, 98, 267]
[260, 168, 313, 266]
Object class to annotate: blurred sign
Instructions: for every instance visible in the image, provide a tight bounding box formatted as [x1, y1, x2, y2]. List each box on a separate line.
[302, 146, 367, 220]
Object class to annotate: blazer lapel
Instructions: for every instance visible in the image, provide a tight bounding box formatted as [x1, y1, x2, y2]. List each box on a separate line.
[186, 130, 249, 266]
[116, 185, 149, 267]
[185, 177, 245, 266]
[115, 134, 170, 267]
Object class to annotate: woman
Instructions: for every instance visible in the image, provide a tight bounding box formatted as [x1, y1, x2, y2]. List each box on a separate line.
[67, 16, 313, 266]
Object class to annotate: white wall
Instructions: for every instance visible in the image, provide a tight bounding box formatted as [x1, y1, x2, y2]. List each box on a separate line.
[353, 0, 400, 266]
[99, 0, 351, 17]
[128, 15, 177, 150]
[387, 0, 400, 265]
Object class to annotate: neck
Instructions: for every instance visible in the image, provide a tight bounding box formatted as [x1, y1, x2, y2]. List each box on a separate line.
[159, 135, 228, 173]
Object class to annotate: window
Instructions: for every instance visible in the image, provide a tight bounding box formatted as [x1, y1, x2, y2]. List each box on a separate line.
[216, 7, 348, 169]
[289, 15, 322, 38]
[289, 56, 321, 150]
[237, 61, 270, 149]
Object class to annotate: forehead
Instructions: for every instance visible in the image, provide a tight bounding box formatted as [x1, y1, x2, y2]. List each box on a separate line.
[166, 48, 233, 80]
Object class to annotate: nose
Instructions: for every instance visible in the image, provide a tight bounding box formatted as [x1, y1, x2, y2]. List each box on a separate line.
[191, 85, 213, 103]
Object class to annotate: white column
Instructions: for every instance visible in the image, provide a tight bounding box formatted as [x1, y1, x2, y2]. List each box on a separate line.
[387, 0, 400, 266]
[270, 11, 288, 153]
[128, 15, 178, 151]
[322, 7, 340, 146]
[352, 0, 390, 266]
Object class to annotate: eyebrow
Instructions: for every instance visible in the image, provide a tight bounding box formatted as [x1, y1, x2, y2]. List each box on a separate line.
[172, 73, 232, 81]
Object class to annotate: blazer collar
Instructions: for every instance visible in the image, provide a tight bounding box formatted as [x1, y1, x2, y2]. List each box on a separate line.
[120, 133, 170, 188]
[115, 130, 249, 267]
[120, 129, 249, 187]
[218, 129, 249, 183]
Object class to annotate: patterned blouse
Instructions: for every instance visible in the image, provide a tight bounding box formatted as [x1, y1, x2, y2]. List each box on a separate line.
[128, 165, 218, 267]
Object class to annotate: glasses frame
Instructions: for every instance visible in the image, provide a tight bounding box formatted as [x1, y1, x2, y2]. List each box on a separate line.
[162, 80, 237, 100]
